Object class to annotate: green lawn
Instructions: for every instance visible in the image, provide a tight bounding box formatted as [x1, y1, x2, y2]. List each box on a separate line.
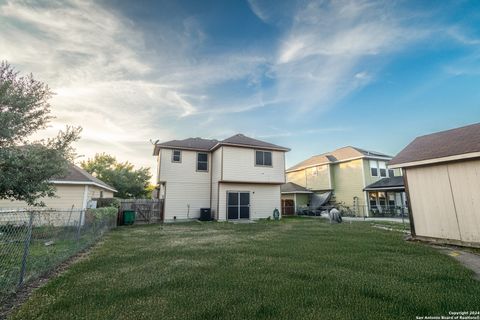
[10, 218, 480, 320]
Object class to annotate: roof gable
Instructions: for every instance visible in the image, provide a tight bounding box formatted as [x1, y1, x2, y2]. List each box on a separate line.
[286, 146, 392, 172]
[281, 182, 312, 193]
[52, 164, 117, 192]
[153, 134, 289, 155]
[389, 123, 480, 167]
[364, 176, 405, 190]
[218, 134, 290, 151]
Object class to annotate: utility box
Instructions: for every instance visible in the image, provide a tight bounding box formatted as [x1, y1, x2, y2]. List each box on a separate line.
[199, 208, 211, 221]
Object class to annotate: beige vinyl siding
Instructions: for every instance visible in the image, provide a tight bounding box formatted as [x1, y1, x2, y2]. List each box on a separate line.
[221, 146, 285, 183]
[305, 164, 331, 190]
[406, 160, 480, 243]
[287, 165, 332, 190]
[210, 148, 222, 219]
[159, 149, 211, 221]
[88, 186, 113, 200]
[286, 170, 306, 187]
[331, 159, 366, 206]
[363, 159, 402, 186]
[0, 185, 85, 209]
[217, 183, 281, 221]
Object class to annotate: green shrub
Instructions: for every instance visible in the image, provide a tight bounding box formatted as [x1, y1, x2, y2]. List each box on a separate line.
[87, 207, 118, 220]
[95, 198, 120, 209]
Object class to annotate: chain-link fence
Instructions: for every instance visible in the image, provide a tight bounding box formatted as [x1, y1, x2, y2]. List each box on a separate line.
[0, 208, 116, 303]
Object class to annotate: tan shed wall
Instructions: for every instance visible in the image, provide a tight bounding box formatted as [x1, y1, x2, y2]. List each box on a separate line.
[406, 159, 480, 244]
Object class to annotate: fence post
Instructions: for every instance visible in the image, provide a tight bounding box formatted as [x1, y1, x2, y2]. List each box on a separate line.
[76, 209, 83, 242]
[18, 211, 34, 287]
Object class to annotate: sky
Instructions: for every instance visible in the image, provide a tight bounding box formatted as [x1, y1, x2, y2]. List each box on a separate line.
[1, 0, 480, 179]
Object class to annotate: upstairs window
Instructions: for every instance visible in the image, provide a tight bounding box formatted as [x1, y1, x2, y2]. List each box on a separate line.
[369, 160, 378, 177]
[197, 153, 208, 172]
[172, 150, 181, 163]
[255, 150, 272, 166]
[379, 161, 387, 177]
[388, 169, 395, 178]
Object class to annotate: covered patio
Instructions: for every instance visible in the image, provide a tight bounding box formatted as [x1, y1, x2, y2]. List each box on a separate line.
[364, 176, 408, 216]
[280, 182, 312, 215]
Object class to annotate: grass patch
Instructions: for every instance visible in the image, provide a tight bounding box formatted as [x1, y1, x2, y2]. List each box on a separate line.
[1, 225, 110, 301]
[10, 218, 480, 320]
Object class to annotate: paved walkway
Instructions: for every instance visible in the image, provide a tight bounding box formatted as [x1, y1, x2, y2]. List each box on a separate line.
[434, 246, 480, 281]
[343, 216, 410, 224]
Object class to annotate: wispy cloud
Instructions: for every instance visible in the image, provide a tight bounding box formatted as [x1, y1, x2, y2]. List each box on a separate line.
[267, 0, 428, 112]
[1, 0, 478, 178]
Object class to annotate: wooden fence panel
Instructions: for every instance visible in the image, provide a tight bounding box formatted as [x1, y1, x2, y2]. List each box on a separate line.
[118, 199, 164, 224]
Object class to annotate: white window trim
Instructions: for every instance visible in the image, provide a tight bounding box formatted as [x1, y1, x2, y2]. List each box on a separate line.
[172, 149, 182, 163]
[369, 160, 378, 177]
[196, 152, 209, 172]
[255, 150, 273, 167]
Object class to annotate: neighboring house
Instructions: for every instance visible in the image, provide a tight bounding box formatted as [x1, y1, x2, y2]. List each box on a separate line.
[389, 123, 480, 247]
[284, 146, 404, 216]
[363, 176, 406, 216]
[280, 182, 312, 215]
[153, 134, 289, 221]
[0, 164, 116, 210]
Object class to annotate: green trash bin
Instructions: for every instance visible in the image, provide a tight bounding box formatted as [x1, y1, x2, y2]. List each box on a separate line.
[123, 210, 135, 225]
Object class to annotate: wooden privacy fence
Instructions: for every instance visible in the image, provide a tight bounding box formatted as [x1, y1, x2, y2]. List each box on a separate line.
[93, 198, 164, 224]
[118, 199, 164, 224]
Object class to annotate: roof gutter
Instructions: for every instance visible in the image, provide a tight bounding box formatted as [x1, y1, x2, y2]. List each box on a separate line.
[363, 186, 405, 191]
[286, 155, 393, 173]
[49, 180, 117, 193]
[389, 151, 480, 169]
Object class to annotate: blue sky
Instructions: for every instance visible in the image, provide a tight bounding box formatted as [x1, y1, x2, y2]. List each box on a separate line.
[1, 0, 479, 175]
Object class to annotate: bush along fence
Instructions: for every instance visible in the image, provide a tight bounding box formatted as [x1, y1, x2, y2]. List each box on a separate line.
[0, 207, 117, 303]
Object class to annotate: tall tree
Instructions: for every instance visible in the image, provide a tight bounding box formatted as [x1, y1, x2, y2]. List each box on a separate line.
[0, 61, 81, 206]
[81, 153, 151, 199]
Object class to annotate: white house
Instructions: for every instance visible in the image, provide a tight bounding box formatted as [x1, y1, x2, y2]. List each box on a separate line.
[153, 134, 290, 222]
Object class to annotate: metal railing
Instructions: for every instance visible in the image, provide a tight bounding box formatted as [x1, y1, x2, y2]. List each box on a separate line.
[289, 204, 409, 218]
[0, 208, 116, 303]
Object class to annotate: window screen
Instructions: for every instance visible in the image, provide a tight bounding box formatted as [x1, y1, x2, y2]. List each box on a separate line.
[256, 151, 272, 166]
[379, 162, 387, 177]
[197, 153, 208, 171]
[172, 150, 181, 162]
[369, 160, 378, 176]
[388, 169, 395, 178]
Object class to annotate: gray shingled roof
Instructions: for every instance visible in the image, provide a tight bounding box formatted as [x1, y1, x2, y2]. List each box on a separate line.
[153, 134, 289, 155]
[219, 134, 289, 151]
[364, 176, 405, 191]
[286, 146, 392, 172]
[281, 182, 313, 193]
[155, 137, 218, 152]
[52, 164, 117, 192]
[389, 123, 480, 166]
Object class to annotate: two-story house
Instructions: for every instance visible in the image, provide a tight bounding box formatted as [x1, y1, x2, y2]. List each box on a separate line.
[283, 146, 406, 216]
[153, 134, 290, 222]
